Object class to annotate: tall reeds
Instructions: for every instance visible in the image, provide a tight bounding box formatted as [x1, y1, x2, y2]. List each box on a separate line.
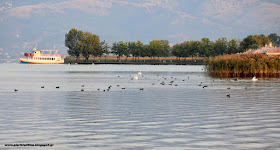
[205, 53, 280, 78]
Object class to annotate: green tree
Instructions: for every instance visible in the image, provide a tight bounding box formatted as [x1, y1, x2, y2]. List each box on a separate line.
[122, 42, 129, 62]
[228, 39, 240, 54]
[99, 40, 110, 61]
[214, 37, 228, 55]
[65, 28, 83, 62]
[181, 41, 190, 62]
[161, 40, 170, 57]
[252, 34, 270, 47]
[171, 43, 184, 62]
[149, 39, 163, 60]
[135, 41, 144, 62]
[128, 41, 137, 62]
[268, 33, 280, 46]
[189, 40, 200, 60]
[111, 41, 127, 61]
[80, 32, 100, 62]
[199, 38, 214, 57]
[240, 35, 258, 52]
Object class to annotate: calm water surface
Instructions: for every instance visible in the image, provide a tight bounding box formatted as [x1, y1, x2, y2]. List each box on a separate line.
[0, 64, 280, 150]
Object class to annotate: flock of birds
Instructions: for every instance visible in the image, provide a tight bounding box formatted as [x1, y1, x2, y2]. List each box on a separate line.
[13, 71, 259, 98]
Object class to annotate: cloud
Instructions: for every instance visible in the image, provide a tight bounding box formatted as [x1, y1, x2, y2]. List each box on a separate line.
[6, 0, 113, 19]
[5, 0, 179, 19]
[203, 0, 257, 20]
[176, 11, 196, 21]
[202, 0, 280, 32]
[241, 2, 280, 30]
[168, 32, 188, 42]
[170, 10, 197, 25]
[201, 18, 214, 25]
[116, 0, 178, 11]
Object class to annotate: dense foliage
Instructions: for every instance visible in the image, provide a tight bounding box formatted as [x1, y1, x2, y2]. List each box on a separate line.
[65, 28, 106, 62]
[206, 54, 280, 78]
[65, 28, 279, 62]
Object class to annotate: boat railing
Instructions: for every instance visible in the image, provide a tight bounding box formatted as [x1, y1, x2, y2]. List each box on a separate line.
[40, 54, 61, 57]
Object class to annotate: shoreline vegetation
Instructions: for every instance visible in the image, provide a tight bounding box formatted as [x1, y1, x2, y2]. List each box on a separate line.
[206, 53, 280, 78]
[64, 28, 280, 77]
[64, 56, 204, 65]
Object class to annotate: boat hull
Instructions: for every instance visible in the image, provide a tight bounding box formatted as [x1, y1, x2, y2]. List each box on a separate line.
[20, 58, 64, 64]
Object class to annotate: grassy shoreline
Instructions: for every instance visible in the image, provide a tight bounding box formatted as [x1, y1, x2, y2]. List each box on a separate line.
[206, 53, 280, 78]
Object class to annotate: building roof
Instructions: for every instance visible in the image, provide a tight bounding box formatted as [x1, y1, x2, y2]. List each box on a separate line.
[244, 46, 280, 55]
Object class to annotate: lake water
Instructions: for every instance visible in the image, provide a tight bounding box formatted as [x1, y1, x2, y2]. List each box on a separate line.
[0, 64, 280, 150]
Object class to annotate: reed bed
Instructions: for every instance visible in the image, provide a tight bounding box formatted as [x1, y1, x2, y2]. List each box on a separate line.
[206, 53, 280, 78]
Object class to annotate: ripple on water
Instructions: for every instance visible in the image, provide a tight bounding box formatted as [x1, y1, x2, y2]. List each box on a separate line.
[0, 64, 280, 149]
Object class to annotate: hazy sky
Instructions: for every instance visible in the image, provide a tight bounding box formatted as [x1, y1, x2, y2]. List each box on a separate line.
[0, 0, 280, 51]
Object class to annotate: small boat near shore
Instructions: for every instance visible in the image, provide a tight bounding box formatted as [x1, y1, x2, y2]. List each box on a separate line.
[20, 48, 64, 64]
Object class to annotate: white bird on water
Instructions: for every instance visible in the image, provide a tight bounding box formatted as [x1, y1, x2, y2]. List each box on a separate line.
[252, 76, 258, 81]
[134, 75, 138, 80]
[138, 71, 142, 75]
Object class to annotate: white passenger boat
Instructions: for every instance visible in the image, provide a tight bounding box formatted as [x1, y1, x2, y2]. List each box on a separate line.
[20, 48, 64, 64]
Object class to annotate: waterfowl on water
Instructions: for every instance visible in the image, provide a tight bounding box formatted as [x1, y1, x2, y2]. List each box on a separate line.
[227, 94, 230, 98]
[139, 88, 144, 90]
[138, 71, 142, 75]
[56, 86, 59, 89]
[203, 85, 208, 88]
[41, 86, 44, 88]
[14, 89, 18, 92]
[81, 89, 84, 91]
[252, 77, 258, 81]
[134, 75, 138, 80]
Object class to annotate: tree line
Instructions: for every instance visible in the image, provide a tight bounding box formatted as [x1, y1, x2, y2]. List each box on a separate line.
[65, 28, 279, 62]
[111, 40, 170, 62]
